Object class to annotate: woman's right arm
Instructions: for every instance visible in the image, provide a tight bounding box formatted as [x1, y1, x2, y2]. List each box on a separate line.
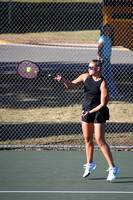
[55, 73, 88, 89]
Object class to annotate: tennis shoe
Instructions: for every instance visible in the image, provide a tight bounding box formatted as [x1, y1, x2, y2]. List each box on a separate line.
[83, 162, 97, 178]
[106, 166, 120, 182]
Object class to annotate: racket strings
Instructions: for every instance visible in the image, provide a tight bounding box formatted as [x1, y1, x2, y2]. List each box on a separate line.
[17, 61, 40, 79]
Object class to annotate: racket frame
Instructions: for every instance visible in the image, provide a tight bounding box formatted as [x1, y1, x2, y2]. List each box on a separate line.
[16, 60, 41, 79]
[17, 60, 57, 79]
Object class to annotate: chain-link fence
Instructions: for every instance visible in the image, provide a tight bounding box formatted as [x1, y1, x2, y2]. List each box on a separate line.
[0, 1, 132, 150]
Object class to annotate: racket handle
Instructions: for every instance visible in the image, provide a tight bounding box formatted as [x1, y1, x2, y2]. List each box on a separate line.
[48, 74, 56, 78]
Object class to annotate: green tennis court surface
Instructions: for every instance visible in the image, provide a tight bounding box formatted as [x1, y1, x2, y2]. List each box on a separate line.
[0, 150, 133, 200]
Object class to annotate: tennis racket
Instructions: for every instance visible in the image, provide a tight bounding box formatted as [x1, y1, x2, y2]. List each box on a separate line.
[16, 60, 56, 79]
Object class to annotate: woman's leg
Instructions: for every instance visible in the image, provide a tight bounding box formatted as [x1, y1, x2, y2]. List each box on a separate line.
[82, 122, 94, 164]
[94, 123, 115, 168]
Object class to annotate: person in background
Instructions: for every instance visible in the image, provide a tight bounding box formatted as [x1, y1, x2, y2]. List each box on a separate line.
[55, 59, 120, 182]
[98, 24, 123, 99]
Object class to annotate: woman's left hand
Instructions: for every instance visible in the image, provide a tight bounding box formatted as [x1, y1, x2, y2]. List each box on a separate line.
[81, 110, 89, 117]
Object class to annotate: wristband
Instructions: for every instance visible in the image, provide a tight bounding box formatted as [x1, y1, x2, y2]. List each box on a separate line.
[87, 111, 90, 115]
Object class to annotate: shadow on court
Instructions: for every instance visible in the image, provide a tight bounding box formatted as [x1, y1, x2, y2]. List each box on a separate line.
[90, 176, 133, 183]
[0, 150, 133, 200]
[112, 177, 133, 184]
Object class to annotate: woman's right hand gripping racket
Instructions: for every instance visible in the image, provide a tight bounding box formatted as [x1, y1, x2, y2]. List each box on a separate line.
[17, 60, 56, 79]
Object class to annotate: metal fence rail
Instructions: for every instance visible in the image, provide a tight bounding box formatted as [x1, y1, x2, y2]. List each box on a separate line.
[0, 1, 132, 150]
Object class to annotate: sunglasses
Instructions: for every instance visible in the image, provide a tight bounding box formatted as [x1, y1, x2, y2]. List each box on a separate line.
[88, 66, 97, 70]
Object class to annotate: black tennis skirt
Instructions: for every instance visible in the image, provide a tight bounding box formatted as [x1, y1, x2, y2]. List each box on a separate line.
[82, 106, 109, 124]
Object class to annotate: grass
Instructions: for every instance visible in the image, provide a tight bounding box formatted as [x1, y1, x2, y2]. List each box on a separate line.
[0, 103, 133, 124]
[0, 30, 100, 45]
[0, 102, 132, 148]
[0, 0, 101, 45]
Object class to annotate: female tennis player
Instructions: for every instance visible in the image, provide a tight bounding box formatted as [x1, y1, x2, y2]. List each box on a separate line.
[55, 59, 120, 182]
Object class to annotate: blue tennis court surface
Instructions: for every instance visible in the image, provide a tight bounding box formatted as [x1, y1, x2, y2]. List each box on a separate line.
[0, 150, 133, 200]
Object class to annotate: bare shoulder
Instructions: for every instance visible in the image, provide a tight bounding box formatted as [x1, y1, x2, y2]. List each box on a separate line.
[101, 79, 109, 95]
[72, 73, 89, 85]
[101, 79, 108, 87]
[82, 73, 89, 82]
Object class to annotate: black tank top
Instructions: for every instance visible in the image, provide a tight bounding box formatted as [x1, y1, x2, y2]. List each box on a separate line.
[82, 75, 104, 110]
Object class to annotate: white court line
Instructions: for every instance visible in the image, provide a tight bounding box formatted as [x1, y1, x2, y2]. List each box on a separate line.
[0, 191, 133, 194]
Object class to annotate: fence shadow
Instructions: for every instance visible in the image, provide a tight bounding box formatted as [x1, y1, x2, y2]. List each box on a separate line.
[0, 122, 132, 142]
[0, 62, 132, 109]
